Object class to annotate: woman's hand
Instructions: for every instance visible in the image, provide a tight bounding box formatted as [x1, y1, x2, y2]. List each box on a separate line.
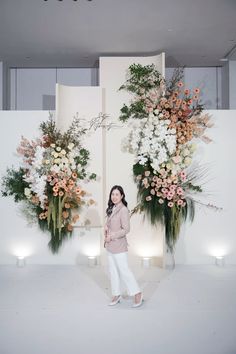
[105, 234, 112, 243]
[104, 225, 108, 236]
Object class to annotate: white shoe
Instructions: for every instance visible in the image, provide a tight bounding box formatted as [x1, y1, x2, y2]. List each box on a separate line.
[108, 295, 121, 306]
[132, 293, 144, 308]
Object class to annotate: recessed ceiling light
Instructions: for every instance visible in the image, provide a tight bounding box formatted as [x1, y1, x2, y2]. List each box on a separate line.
[219, 58, 228, 62]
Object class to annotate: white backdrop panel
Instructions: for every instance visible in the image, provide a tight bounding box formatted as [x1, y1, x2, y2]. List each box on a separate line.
[175, 110, 236, 264]
[99, 54, 165, 267]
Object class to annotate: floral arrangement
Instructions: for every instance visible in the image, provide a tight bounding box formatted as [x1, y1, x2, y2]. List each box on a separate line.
[119, 64, 218, 253]
[1, 114, 96, 253]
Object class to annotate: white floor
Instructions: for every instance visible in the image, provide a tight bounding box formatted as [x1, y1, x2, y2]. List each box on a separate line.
[0, 264, 236, 354]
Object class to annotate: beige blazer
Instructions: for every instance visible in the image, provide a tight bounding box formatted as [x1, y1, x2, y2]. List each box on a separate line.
[104, 201, 130, 254]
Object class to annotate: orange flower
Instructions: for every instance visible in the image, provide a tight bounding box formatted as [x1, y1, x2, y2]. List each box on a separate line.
[53, 192, 58, 196]
[31, 195, 40, 205]
[53, 185, 59, 192]
[194, 88, 200, 94]
[68, 179, 74, 186]
[75, 187, 82, 195]
[72, 172, 77, 179]
[59, 191, 64, 197]
[64, 202, 70, 209]
[184, 89, 190, 95]
[62, 211, 69, 219]
[72, 214, 80, 223]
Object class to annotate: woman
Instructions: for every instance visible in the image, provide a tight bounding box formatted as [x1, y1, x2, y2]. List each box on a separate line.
[104, 185, 143, 308]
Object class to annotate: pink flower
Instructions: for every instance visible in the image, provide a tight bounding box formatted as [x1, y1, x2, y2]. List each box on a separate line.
[177, 187, 184, 195]
[168, 191, 174, 197]
[177, 199, 184, 206]
[142, 178, 148, 185]
[167, 195, 173, 200]
[161, 188, 168, 194]
[169, 185, 176, 191]
[172, 156, 181, 164]
[145, 170, 151, 177]
[158, 198, 164, 204]
[168, 202, 174, 208]
[180, 171, 187, 179]
[150, 189, 156, 195]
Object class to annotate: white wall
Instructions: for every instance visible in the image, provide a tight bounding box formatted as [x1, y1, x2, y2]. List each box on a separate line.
[9, 67, 224, 111]
[175, 110, 236, 265]
[10, 68, 98, 110]
[165, 67, 222, 109]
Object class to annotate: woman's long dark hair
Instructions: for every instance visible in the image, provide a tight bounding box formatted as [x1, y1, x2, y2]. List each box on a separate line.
[106, 185, 128, 217]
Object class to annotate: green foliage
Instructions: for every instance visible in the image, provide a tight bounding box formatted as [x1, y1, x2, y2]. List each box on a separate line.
[1, 167, 28, 202]
[89, 173, 97, 180]
[131, 162, 198, 252]
[119, 63, 163, 94]
[120, 101, 147, 122]
[119, 64, 163, 122]
[39, 113, 87, 149]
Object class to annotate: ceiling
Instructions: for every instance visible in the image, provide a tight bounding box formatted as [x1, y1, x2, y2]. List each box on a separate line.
[0, 0, 236, 68]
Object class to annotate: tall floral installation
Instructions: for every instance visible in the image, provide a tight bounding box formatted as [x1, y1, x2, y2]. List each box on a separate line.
[1, 114, 96, 253]
[119, 64, 217, 254]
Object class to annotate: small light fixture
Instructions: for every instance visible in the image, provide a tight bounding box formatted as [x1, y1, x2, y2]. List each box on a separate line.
[215, 256, 225, 267]
[88, 256, 97, 267]
[16, 256, 26, 268]
[219, 58, 228, 62]
[142, 257, 151, 268]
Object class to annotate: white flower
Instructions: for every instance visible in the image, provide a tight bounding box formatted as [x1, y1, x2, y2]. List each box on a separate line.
[182, 148, 190, 157]
[24, 188, 31, 197]
[54, 158, 61, 164]
[56, 146, 61, 152]
[68, 143, 74, 150]
[61, 157, 69, 164]
[123, 113, 176, 172]
[184, 157, 192, 166]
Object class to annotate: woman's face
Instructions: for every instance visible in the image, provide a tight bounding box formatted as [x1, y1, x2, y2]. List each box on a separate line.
[111, 189, 123, 205]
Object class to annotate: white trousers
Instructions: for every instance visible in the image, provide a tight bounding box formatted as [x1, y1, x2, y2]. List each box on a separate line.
[107, 251, 140, 296]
